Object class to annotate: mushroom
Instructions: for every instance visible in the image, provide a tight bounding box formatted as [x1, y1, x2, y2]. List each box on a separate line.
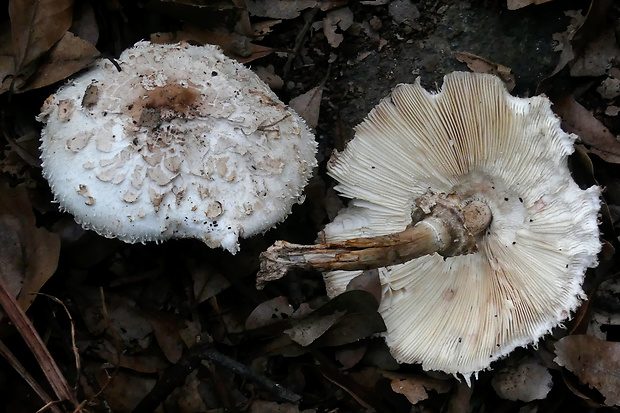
[37, 41, 317, 253]
[258, 72, 601, 381]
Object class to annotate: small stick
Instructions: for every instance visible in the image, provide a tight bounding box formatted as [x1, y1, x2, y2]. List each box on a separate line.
[131, 342, 301, 413]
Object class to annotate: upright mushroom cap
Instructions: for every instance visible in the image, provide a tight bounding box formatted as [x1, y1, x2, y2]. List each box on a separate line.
[38, 41, 317, 253]
[322, 72, 600, 380]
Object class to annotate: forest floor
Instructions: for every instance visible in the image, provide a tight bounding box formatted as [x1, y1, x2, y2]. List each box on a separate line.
[1, 0, 620, 412]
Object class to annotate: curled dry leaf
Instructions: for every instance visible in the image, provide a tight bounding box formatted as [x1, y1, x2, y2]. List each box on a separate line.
[382, 371, 452, 405]
[150, 26, 273, 63]
[0, 181, 60, 311]
[554, 335, 620, 406]
[553, 94, 620, 163]
[570, 28, 620, 78]
[245, 0, 318, 19]
[491, 356, 553, 402]
[289, 85, 323, 128]
[245, 296, 294, 330]
[506, 0, 553, 10]
[285, 310, 345, 346]
[18, 31, 99, 92]
[323, 7, 354, 48]
[283, 290, 385, 347]
[250, 400, 315, 413]
[191, 263, 231, 304]
[146, 311, 185, 363]
[9, 0, 73, 72]
[454, 51, 515, 91]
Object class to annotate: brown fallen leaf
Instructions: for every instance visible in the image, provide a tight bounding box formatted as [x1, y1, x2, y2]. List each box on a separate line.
[382, 371, 451, 405]
[334, 342, 367, 368]
[245, 296, 294, 330]
[507, 0, 553, 10]
[285, 310, 345, 346]
[289, 85, 323, 128]
[553, 93, 620, 163]
[554, 335, 620, 406]
[17, 31, 98, 92]
[8, 0, 74, 87]
[570, 27, 620, 77]
[454, 51, 515, 92]
[245, 0, 318, 19]
[94, 367, 157, 412]
[0, 181, 60, 311]
[151, 25, 273, 63]
[250, 400, 314, 413]
[323, 7, 354, 48]
[190, 261, 231, 304]
[147, 311, 185, 363]
[491, 356, 553, 402]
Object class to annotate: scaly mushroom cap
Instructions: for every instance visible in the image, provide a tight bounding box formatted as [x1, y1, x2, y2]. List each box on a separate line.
[38, 41, 317, 253]
[322, 72, 600, 380]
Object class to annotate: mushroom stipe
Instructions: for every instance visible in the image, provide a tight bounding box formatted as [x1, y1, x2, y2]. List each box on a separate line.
[258, 72, 601, 382]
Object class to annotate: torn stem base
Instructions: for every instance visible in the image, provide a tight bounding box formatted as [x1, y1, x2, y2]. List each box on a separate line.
[257, 194, 492, 289]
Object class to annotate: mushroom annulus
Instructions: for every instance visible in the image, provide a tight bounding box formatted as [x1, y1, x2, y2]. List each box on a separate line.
[37, 41, 317, 253]
[258, 72, 601, 381]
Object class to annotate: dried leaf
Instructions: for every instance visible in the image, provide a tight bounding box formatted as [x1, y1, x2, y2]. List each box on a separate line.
[323, 7, 354, 48]
[570, 28, 620, 77]
[245, 296, 294, 329]
[314, 312, 385, 346]
[255, 65, 284, 90]
[334, 342, 367, 368]
[382, 372, 452, 405]
[553, 94, 620, 163]
[447, 380, 473, 413]
[147, 311, 185, 363]
[9, 0, 74, 73]
[285, 310, 345, 346]
[250, 400, 314, 413]
[151, 25, 273, 63]
[554, 335, 620, 406]
[17, 31, 98, 92]
[387, 376, 428, 405]
[289, 85, 323, 128]
[245, 0, 318, 19]
[95, 368, 156, 412]
[345, 269, 381, 303]
[491, 356, 553, 402]
[454, 51, 515, 92]
[69, 0, 99, 46]
[0, 181, 60, 311]
[191, 263, 231, 304]
[0, 22, 14, 92]
[506, 0, 553, 10]
[388, 0, 420, 25]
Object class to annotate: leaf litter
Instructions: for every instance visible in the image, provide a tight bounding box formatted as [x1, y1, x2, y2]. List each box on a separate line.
[0, 0, 620, 412]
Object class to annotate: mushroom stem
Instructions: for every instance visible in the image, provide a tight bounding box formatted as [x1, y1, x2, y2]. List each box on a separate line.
[257, 194, 492, 288]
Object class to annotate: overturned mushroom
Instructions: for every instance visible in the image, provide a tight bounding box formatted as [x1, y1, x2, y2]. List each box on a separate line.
[258, 72, 601, 381]
[37, 41, 317, 253]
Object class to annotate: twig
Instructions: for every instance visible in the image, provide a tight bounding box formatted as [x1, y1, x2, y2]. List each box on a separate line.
[131, 342, 301, 413]
[0, 273, 78, 406]
[39, 294, 81, 386]
[0, 339, 63, 413]
[282, 6, 319, 81]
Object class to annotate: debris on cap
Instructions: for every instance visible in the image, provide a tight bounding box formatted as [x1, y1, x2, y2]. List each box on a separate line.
[37, 41, 317, 253]
[258, 72, 601, 381]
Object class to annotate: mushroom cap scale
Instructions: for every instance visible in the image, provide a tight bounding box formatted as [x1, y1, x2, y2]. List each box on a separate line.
[38, 41, 317, 253]
[322, 72, 600, 379]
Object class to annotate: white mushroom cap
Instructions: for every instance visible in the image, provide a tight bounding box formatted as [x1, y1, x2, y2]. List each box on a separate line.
[321, 72, 600, 380]
[37, 41, 317, 253]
